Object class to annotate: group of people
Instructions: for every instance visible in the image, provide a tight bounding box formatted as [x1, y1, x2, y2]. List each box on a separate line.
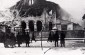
[48, 30, 66, 47]
[2, 28, 66, 48]
[16, 32, 36, 47]
[17, 30, 66, 47]
[3, 32, 16, 48]
[3, 28, 35, 48]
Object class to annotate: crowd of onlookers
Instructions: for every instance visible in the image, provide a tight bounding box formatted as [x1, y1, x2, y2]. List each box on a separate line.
[0, 25, 66, 48]
[16, 32, 30, 47]
[2, 30, 66, 48]
[3, 31, 36, 48]
[48, 30, 66, 47]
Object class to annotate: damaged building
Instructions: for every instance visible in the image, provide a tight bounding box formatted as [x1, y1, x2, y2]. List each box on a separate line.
[9, 0, 76, 32]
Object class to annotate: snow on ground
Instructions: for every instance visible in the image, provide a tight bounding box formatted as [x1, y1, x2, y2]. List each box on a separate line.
[0, 40, 85, 55]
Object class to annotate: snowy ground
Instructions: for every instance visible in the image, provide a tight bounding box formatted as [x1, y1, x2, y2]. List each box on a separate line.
[0, 40, 85, 55]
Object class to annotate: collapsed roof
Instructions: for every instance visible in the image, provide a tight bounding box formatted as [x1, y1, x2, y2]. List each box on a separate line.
[10, 0, 60, 17]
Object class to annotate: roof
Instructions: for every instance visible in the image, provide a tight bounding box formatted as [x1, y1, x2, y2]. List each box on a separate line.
[56, 19, 73, 25]
[10, 0, 60, 17]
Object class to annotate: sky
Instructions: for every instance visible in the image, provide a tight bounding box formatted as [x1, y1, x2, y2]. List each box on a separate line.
[0, 0, 85, 26]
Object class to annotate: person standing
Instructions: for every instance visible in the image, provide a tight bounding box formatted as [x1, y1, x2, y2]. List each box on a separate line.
[48, 30, 54, 42]
[25, 32, 30, 47]
[9, 32, 16, 48]
[53, 30, 59, 47]
[17, 32, 22, 47]
[60, 31, 66, 47]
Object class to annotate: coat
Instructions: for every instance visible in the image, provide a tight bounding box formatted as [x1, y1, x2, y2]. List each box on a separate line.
[60, 31, 66, 41]
[53, 31, 59, 41]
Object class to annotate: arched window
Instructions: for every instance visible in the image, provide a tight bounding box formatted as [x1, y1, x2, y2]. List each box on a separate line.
[36, 21, 42, 32]
[21, 21, 26, 29]
[49, 22, 53, 31]
[29, 20, 34, 31]
[21, 21, 26, 34]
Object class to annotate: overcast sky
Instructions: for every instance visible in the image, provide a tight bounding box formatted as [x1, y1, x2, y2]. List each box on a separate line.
[0, 0, 85, 26]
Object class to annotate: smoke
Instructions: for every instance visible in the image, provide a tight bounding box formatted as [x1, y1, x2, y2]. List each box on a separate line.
[58, 7, 72, 21]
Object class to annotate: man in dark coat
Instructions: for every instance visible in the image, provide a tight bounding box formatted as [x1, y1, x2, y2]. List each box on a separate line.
[31, 32, 36, 43]
[25, 32, 30, 47]
[48, 31, 54, 42]
[48, 31, 52, 42]
[4, 33, 9, 48]
[60, 31, 66, 47]
[9, 33, 16, 48]
[4, 32, 16, 48]
[17, 32, 22, 47]
[53, 30, 59, 47]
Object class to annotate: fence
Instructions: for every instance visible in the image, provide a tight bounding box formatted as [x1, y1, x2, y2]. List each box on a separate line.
[33, 30, 85, 41]
[14, 30, 82, 42]
[0, 28, 85, 47]
[8, 27, 85, 40]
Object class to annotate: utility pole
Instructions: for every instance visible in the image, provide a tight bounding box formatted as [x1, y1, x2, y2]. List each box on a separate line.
[82, 14, 85, 43]
[44, 8, 47, 31]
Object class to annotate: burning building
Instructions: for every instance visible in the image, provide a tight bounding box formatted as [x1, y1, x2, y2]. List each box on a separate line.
[9, 0, 72, 31]
[10, 0, 60, 31]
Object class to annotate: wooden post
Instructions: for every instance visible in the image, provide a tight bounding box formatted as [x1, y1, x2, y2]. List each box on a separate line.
[41, 31, 42, 47]
[84, 28, 85, 43]
[82, 14, 85, 43]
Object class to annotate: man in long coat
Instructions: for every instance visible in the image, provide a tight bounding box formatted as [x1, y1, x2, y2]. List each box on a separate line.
[17, 32, 22, 47]
[60, 31, 66, 47]
[24, 32, 30, 47]
[53, 30, 59, 47]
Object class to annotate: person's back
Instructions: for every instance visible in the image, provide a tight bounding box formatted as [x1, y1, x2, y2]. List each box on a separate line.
[17, 33, 21, 42]
[9, 33, 16, 48]
[54, 31, 59, 41]
[25, 32, 30, 41]
[48, 31, 53, 42]
[61, 31, 65, 40]
[24, 32, 30, 47]
[17, 32, 22, 47]
[53, 30, 59, 47]
[60, 31, 66, 47]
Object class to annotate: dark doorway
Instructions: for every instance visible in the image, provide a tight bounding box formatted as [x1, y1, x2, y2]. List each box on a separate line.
[21, 21, 26, 34]
[21, 21, 26, 29]
[49, 22, 53, 31]
[36, 21, 42, 32]
[29, 20, 34, 31]
[61, 25, 67, 30]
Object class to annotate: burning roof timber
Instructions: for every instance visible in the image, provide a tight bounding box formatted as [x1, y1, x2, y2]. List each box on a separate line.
[10, 0, 60, 18]
[10, 0, 71, 21]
